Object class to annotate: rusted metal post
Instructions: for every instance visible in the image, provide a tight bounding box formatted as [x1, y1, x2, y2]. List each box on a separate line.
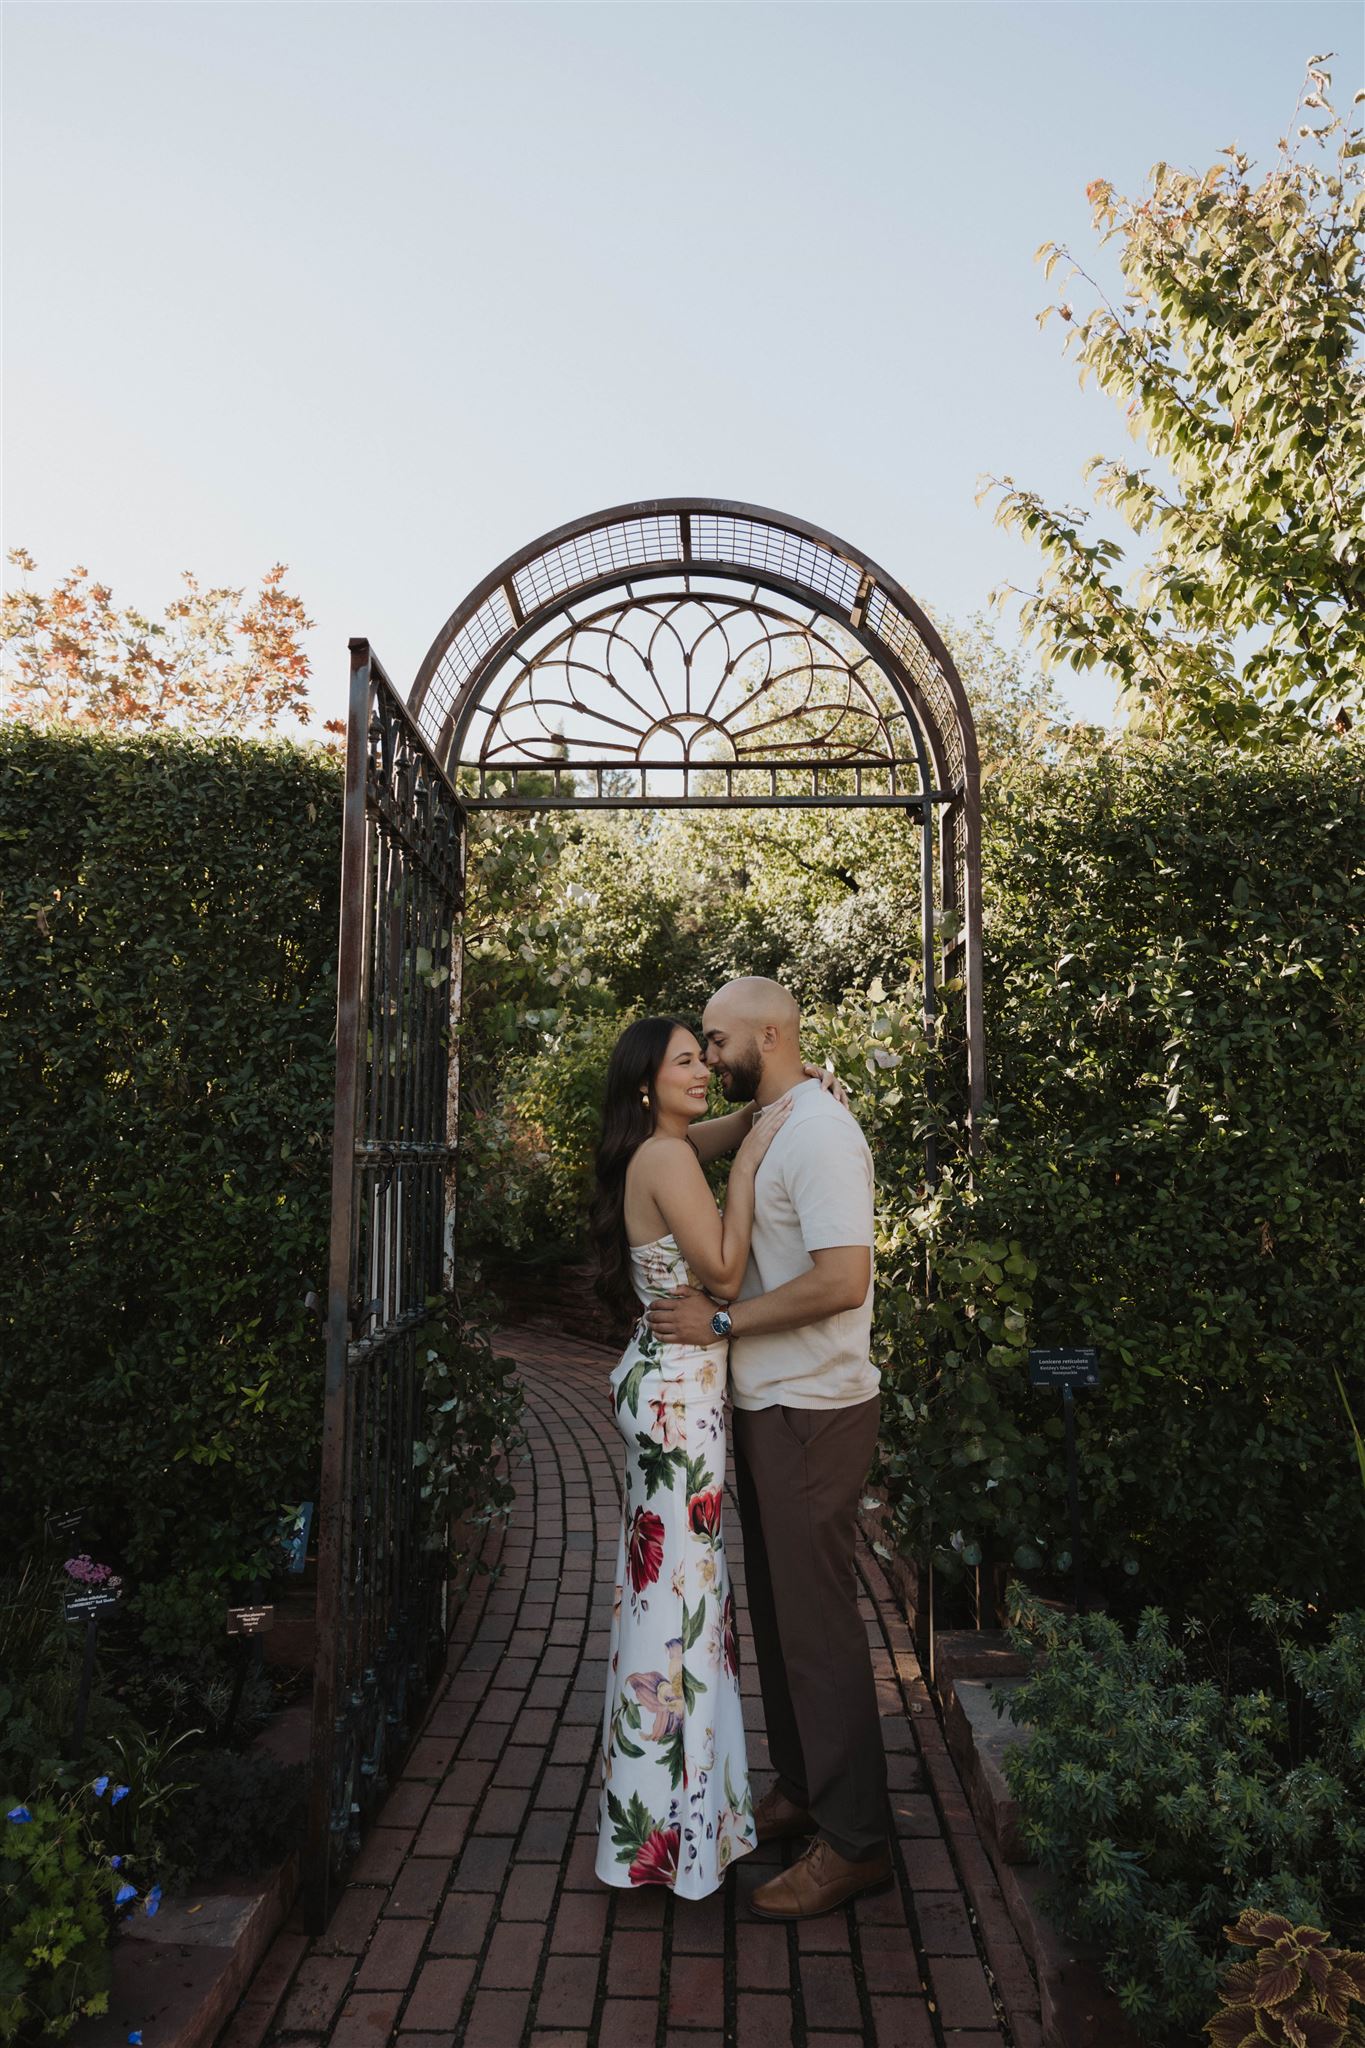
[305, 639, 372, 1933]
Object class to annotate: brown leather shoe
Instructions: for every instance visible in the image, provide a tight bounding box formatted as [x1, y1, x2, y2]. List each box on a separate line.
[752, 1782, 816, 1846]
[749, 1837, 894, 1921]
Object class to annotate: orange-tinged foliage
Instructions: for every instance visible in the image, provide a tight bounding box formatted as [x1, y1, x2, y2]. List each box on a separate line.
[2, 548, 319, 737]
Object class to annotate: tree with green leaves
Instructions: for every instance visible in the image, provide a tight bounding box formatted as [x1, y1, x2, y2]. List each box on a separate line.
[985, 60, 1364, 746]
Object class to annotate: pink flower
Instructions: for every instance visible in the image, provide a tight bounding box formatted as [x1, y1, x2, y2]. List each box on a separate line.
[627, 1507, 665, 1593]
[64, 1554, 116, 1586]
[628, 1824, 680, 1887]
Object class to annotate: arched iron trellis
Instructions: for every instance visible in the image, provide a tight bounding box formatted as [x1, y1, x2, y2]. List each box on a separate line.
[309, 501, 985, 1930]
[411, 499, 983, 1132]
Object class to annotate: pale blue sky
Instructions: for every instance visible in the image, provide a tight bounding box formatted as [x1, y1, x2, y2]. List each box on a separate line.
[4, 2, 1357, 736]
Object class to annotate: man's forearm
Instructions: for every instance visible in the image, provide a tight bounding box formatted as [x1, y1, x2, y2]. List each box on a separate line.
[728, 1262, 864, 1339]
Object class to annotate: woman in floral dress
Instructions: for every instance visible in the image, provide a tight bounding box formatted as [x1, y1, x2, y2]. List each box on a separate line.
[588, 1016, 792, 1898]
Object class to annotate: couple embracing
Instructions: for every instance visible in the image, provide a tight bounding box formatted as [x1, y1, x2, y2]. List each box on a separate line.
[589, 976, 891, 1920]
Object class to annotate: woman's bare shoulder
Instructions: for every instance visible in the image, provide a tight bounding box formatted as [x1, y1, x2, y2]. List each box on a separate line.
[629, 1134, 702, 1183]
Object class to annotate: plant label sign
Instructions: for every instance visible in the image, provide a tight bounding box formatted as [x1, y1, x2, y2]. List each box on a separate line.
[227, 1604, 275, 1637]
[64, 1587, 121, 1623]
[46, 1507, 86, 1540]
[1028, 1348, 1101, 1389]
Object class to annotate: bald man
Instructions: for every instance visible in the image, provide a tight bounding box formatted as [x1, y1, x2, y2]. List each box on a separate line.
[647, 977, 891, 1919]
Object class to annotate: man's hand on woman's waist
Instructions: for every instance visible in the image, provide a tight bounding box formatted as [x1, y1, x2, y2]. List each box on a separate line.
[646, 1246, 871, 1347]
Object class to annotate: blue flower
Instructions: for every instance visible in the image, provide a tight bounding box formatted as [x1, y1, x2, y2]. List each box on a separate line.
[111, 1855, 124, 1868]
[111, 1784, 130, 1805]
[144, 1885, 162, 1916]
[115, 1884, 137, 1905]
[92, 1775, 110, 1797]
[6, 1806, 32, 1823]
[128, 2032, 143, 2044]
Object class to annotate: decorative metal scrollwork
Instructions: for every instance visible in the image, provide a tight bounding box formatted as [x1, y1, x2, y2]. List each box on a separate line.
[456, 585, 929, 789]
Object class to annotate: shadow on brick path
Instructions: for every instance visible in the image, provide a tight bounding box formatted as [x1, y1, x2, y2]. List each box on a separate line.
[238, 1328, 1041, 2048]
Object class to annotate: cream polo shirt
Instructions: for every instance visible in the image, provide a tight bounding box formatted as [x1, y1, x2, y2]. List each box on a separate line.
[729, 1079, 877, 1412]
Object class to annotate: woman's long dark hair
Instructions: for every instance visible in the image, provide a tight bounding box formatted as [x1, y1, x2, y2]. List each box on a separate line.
[589, 1016, 691, 1328]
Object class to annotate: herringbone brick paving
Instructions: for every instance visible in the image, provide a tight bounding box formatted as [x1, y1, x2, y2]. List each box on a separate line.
[238, 1329, 1040, 2048]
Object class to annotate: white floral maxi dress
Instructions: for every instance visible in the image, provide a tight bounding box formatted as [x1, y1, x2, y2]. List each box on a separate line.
[595, 1234, 756, 1897]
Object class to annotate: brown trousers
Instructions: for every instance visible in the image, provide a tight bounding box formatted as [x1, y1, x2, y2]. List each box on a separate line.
[731, 1395, 888, 1861]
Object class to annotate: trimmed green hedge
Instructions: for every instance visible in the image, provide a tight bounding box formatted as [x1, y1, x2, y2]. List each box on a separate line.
[4, 725, 1362, 1639]
[454, 740, 1365, 1621]
[883, 741, 1365, 1614]
[0, 726, 342, 1645]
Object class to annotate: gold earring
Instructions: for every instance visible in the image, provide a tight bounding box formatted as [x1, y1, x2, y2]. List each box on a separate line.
[641, 1090, 650, 1110]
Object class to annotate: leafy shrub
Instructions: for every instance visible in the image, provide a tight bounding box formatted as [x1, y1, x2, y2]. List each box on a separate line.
[8, 721, 1362, 1648]
[883, 740, 1365, 1616]
[996, 1591, 1365, 2041]
[454, 739, 1365, 1620]
[1204, 1910, 1365, 2048]
[0, 1763, 176, 2046]
[0, 1797, 115, 2043]
[0, 1562, 143, 1798]
[0, 725, 342, 1643]
[503, 1009, 661, 1248]
[414, 1285, 525, 1559]
[157, 1748, 306, 1883]
[458, 1071, 557, 1258]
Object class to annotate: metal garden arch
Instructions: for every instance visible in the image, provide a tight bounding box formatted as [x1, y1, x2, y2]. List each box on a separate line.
[305, 499, 984, 1928]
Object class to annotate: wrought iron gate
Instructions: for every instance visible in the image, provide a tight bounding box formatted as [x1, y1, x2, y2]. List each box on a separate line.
[304, 641, 466, 1932]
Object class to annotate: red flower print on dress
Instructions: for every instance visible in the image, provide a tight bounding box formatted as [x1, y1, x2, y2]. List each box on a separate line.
[721, 1589, 739, 1677]
[627, 1506, 666, 1592]
[629, 1824, 680, 1887]
[687, 1488, 723, 1546]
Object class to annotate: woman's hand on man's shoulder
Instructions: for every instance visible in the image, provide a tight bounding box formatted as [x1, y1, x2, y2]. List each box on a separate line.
[803, 1060, 850, 1109]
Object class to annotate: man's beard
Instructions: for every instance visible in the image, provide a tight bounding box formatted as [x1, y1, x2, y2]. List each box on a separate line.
[716, 1041, 763, 1103]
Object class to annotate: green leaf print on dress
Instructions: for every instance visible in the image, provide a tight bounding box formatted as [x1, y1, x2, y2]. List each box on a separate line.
[615, 1353, 652, 1419]
[681, 1595, 706, 1652]
[636, 1433, 688, 1498]
[680, 1663, 707, 1715]
[683, 1450, 712, 1498]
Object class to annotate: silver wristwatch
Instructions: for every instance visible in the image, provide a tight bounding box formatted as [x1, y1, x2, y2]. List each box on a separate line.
[710, 1308, 733, 1338]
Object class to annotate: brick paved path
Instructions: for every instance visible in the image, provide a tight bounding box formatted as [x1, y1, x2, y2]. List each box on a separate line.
[242, 1329, 1040, 2048]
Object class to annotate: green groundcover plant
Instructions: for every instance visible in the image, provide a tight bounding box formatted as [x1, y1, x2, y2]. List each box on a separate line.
[1, 1766, 178, 2045]
[995, 1590, 1365, 2041]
